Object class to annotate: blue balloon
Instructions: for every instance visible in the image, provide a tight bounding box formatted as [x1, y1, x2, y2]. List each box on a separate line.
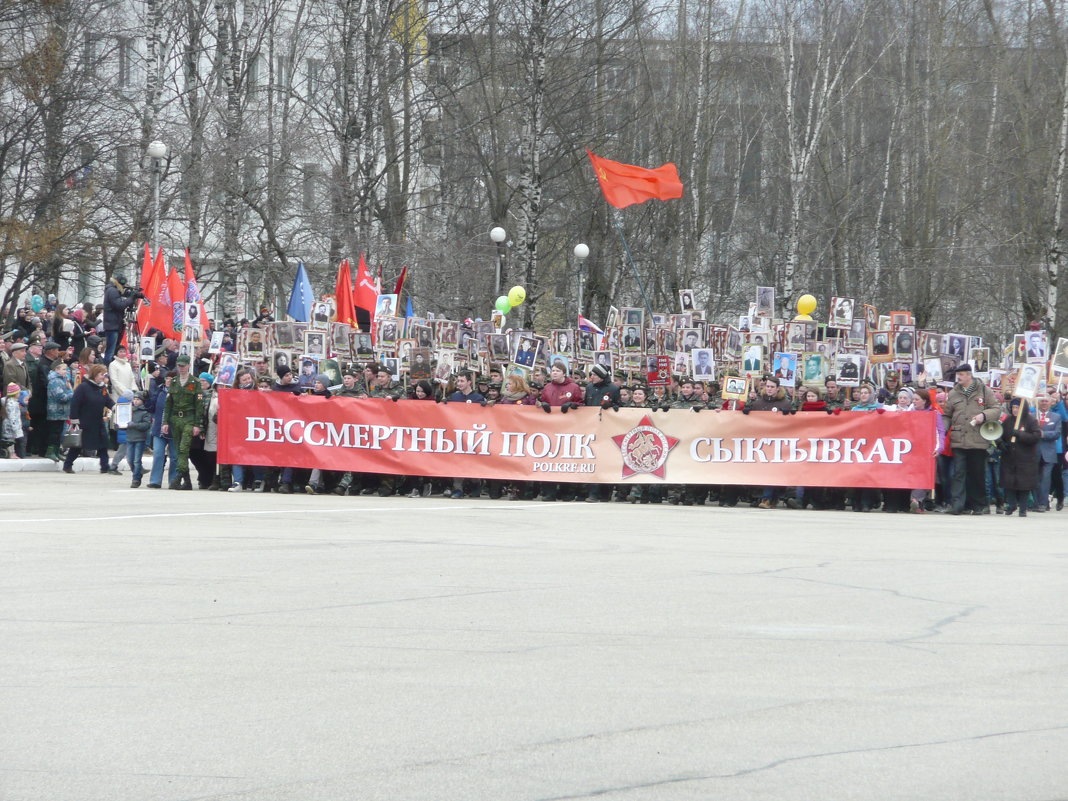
[30, 294, 44, 312]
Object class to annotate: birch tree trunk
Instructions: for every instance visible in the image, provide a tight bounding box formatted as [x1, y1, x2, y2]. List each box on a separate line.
[514, 0, 547, 329]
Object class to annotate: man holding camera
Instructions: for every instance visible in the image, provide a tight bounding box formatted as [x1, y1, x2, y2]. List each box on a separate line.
[103, 272, 142, 364]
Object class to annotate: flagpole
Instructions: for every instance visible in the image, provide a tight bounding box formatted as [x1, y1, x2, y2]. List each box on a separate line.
[609, 210, 655, 320]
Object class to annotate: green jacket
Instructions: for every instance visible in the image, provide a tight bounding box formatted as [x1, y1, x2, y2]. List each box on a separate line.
[943, 380, 999, 449]
[164, 374, 204, 426]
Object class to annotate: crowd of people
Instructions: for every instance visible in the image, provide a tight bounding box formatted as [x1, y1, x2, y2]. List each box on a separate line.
[3, 285, 1067, 517]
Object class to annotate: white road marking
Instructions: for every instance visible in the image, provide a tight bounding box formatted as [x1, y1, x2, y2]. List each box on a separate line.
[5, 503, 559, 524]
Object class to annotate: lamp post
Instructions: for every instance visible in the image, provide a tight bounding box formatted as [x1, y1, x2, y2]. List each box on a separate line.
[490, 226, 506, 298]
[574, 242, 589, 320]
[146, 140, 168, 250]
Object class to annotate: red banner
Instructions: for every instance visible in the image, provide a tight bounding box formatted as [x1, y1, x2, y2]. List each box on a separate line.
[217, 392, 937, 488]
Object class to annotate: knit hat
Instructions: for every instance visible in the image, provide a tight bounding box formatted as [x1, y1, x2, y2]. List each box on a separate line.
[314, 374, 330, 387]
[590, 364, 609, 381]
[199, 372, 214, 385]
[6, 382, 18, 396]
[276, 365, 292, 379]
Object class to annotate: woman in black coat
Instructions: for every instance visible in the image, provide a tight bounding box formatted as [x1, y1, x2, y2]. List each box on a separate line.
[62, 363, 115, 474]
[1000, 397, 1041, 517]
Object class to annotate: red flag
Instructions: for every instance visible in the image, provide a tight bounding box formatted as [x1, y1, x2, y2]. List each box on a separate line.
[167, 266, 186, 339]
[353, 252, 378, 313]
[183, 249, 208, 337]
[394, 265, 408, 297]
[334, 258, 357, 326]
[136, 244, 161, 332]
[145, 250, 178, 337]
[586, 150, 683, 209]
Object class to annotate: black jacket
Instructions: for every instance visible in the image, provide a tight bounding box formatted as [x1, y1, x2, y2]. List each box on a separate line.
[28, 357, 50, 415]
[70, 380, 115, 451]
[1000, 412, 1041, 491]
[584, 379, 621, 407]
[103, 280, 136, 331]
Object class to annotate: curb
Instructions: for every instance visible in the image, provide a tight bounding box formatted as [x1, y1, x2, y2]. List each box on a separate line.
[0, 456, 157, 474]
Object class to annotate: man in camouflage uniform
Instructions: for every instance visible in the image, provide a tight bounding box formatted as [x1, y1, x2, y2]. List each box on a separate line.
[368, 368, 401, 399]
[162, 354, 204, 490]
[823, 375, 849, 411]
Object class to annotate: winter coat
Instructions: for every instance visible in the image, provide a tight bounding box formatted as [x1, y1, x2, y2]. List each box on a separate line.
[746, 387, 790, 413]
[108, 357, 137, 399]
[1035, 410, 1062, 465]
[125, 405, 153, 444]
[943, 379, 999, 449]
[69, 380, 114, 452]
[540, 378, 584, 407]
[148, 379, 169, 439]
[204, 392, 219, 452]
[102, 279, 136, 331]
[28, 357, 50, 416]
[2, 397, 22, 440]
[46, 370, 73, 421]
[2, 357, 28, 391]
[448, 389, 485, 404]
[999, 410, 1041, 491]
[585, 379, 622, 408]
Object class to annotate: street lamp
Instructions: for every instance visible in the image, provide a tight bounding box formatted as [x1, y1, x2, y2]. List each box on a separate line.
[490, 226, 506, 297]
[574, 242, 589, 320]
[146, 140, 168, 250]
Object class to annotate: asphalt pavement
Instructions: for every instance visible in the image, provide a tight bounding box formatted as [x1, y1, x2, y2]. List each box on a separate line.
[1, 471, 1065, 801]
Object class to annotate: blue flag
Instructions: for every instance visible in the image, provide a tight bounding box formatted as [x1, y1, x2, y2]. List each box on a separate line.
[287, 262, 313, 322]
[405, 297, 414, 318]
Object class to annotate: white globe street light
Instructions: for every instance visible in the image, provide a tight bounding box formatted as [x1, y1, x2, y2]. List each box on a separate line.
[146, 140, 169, 250]
[574, 243, 589, 319]
[490, 227, 507, 297]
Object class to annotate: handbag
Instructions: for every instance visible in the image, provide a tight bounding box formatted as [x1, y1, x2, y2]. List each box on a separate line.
[62, 423, 82, 449]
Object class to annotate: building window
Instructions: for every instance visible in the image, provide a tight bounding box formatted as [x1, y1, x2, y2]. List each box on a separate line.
[248, 54, 262, 91]
[305, 58, 323, 99]
[276, 55, 290, 88]
[117, 37, 134, 87]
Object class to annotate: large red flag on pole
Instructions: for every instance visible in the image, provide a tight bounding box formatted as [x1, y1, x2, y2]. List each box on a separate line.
[167, 266, 186, 339]
[145, 249, 176, 337]
[183, 248, 208, 339]
[586, 150, 684, 209]
[136, 244, 160, 332]
[334, 258, 357, 326]
[353, 252, 378, 319]
[394, 265, 408, 297]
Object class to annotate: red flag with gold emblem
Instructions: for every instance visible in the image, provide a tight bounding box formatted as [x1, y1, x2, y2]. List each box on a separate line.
[586, 150, 683, 209]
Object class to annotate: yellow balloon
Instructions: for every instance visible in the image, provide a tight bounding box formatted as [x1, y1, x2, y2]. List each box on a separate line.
[508, 285, 526, 306]
[796, 294, 817, 316]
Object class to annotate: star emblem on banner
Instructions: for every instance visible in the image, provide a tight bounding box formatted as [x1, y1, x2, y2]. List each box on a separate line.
[611, 414, 680, 479]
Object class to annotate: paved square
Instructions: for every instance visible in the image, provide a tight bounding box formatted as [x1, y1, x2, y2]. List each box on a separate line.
[2, 472, 1066, 800]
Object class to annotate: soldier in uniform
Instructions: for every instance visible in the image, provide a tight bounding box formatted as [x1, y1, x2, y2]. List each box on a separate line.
[162, 353, 204, 490]
[368, 368, 401, 399]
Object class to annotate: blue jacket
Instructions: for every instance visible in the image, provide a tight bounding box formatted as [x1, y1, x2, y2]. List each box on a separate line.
[148, 379, 170, 439]
[1036, 410, 1061, 464]
[46, 370, 73, 421]
[1053, 399, 1067, 454]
